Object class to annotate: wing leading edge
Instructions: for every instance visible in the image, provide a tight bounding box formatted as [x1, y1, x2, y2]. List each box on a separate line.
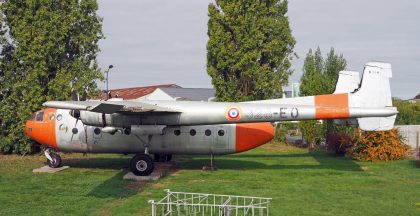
[43, 101, 180, 114]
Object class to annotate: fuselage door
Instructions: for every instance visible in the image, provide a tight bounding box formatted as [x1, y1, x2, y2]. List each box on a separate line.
[215, 125, 229, 149]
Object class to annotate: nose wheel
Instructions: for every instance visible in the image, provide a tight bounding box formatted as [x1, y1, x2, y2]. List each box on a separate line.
[45, 150, 62, 168]
[130, 154, 154, 176]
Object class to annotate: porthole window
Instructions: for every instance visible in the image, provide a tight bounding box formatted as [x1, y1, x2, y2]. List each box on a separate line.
[174, 130, 181, 136]
[190, 129, 196, 136]
[94, 128, 101, 135]
[56, 114, 63, 121]
[218, 129, 225, 136]
[205, 129, 211, 136]
[49, 113, 55, 121]
[72, 128, 78, 134]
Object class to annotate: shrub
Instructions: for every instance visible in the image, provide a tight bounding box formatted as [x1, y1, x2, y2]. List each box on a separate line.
[347, 129, 409, 161]
[326, 132, 354, 156]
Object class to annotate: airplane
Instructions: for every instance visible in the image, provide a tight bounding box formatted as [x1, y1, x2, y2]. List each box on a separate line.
[25, 62, 398, 176]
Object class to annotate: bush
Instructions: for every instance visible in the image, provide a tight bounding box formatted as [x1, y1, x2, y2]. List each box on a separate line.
[326, 132, 354, 156]
[274, 123, 288, 145]
[347, 129, 409, 161]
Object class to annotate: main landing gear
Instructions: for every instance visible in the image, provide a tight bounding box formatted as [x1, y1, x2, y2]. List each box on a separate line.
[45, 149, 62, 168]
[130, 154, 154, 176]
[129, 154, 173, 176]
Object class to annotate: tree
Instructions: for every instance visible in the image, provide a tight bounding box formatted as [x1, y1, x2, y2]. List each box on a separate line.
[300, 47, 346, 96]
[207, 0, 296, 102]
[393, 98, 420, 125]
[0, 0, 104, 154]
[298, 47, 347, 148]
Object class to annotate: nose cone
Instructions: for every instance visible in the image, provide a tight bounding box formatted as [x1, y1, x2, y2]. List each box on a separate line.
[235, 122, 274, 153]
[25, 109, 57, 148]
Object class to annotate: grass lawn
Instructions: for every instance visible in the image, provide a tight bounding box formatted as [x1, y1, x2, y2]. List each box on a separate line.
[0, 143, 419, 215]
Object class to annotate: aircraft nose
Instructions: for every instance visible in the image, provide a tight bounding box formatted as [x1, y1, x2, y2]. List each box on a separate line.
[235, 122, 275, 153]
[25, 109, 57, 148]
[25, 115, 35, 139]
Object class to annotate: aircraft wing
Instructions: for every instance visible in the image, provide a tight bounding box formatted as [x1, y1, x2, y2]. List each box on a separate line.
[43, 101, 181, 114]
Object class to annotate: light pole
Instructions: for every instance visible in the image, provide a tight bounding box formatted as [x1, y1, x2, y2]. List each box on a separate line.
[105, 65, 114, 100]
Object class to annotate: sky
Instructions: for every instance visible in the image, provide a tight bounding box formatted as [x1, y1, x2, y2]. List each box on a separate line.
[97, 0, 420, 99]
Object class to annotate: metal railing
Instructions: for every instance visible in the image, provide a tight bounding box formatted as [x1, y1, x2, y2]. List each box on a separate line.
[149, 189, 272, 216]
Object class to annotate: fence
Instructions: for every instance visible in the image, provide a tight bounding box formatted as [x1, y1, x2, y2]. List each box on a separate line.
[149, 189, 272, 216]
[395, 125, 420, 158]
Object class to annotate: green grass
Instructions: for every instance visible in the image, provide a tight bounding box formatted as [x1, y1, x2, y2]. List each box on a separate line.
[0, 143, 419, 215]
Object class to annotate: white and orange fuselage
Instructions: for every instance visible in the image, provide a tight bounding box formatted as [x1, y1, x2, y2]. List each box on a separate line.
[25, 107, 275, 155]
[24, 62, 398, 175]
[25, 93, 395, 155]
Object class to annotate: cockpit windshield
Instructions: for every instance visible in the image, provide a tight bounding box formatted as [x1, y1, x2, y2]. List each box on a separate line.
[36, 112, 44, 122]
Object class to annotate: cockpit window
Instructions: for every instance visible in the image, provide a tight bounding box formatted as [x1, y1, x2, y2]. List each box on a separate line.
[29, 113, 36, 120]
[36, 112, 44, 122]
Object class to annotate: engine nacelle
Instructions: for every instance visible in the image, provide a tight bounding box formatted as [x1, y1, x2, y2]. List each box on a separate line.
[79, 111, 136, 128]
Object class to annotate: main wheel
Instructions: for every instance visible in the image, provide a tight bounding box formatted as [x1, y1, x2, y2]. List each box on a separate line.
[130, 154, 154, 176]
[47, 153, 62, 168]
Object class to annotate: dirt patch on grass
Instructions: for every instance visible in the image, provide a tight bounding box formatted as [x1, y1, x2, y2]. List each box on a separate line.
[189, 179, 206, 183]
[125, 181, 150, 190]
[152, 182, 169, 188]
[361, 166, 369, 171]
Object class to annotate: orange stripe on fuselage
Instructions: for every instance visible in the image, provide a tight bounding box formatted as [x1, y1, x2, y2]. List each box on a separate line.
[235, 123, 274, 153]
[314, 93, 350, 119]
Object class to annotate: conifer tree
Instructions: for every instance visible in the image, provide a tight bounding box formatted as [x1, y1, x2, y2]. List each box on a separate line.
[207, 0, 295, 102]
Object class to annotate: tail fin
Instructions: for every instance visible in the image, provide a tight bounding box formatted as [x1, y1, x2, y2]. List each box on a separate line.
[333, 71, 360, 94]
[349, 62, 397, 131]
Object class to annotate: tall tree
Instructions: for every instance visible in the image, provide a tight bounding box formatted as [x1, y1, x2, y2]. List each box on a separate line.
[300, 47, 347, 96]
[207, 0, 296, 102]
[298, 47, 347, 148]
[0, 0, 104, 154]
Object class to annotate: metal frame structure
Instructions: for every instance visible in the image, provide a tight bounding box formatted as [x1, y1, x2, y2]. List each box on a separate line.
[149, 189, 272, 216]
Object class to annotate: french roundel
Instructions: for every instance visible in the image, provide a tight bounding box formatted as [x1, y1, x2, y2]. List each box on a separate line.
[227, 107, 241, 120]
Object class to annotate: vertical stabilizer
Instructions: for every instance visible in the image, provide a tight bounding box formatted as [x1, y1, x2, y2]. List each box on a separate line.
[350, 62, 396, 131]
[333, 71, 360, 94]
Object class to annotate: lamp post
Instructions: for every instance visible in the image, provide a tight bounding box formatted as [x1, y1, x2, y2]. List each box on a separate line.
[105, 65, 114, 100]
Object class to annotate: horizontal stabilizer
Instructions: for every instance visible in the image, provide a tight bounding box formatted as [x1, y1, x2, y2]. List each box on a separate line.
[357, 107, 397, 131]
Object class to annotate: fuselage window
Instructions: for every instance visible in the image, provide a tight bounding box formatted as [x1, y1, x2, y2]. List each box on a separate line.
[174, 130, 181, 136]
[94, 128, 101, 135]
[190, 129, 196, 136]
[49, 113, 55, 121]
[205, 129, 211, 136]
[36, 112, 44, 122]
[218, 129, 225, 136]
[56, 114, 63, 121]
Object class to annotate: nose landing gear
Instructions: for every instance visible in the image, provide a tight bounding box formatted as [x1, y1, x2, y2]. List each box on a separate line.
[45, 149, 62, 168]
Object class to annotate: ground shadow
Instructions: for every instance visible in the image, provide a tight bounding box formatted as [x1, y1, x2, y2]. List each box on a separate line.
[178, 151, 363, 172]
[64, 157, 129, 170]
[410, 160, 420, 168]
[87, 170, 139, 199]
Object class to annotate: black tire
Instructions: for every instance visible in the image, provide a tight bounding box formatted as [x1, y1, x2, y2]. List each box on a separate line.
[47, 153, 62, 168]
[130, 154, 154, 176]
